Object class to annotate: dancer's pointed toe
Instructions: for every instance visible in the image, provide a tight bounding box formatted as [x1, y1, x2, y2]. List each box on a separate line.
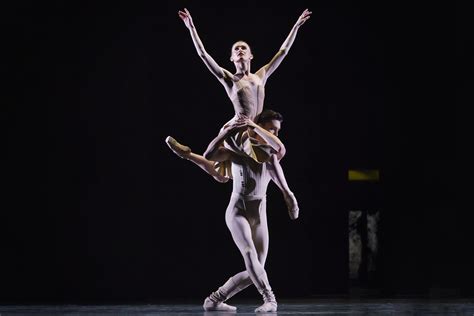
[165, 136, 191, 158]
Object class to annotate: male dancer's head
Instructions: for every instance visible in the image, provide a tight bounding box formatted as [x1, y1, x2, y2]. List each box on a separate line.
[256, 109, 283, 137]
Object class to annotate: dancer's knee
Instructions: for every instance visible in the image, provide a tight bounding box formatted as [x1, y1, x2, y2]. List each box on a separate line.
[242, 246, 258, 263]
[243, 245, 253, 255]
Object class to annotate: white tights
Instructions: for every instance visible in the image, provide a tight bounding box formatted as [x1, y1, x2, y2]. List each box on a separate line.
[219, 193, 272, 298]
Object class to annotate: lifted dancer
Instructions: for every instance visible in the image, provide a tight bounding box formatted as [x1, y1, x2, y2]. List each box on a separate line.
[171, 7, 310, 214]
[177, 7, 311, 165]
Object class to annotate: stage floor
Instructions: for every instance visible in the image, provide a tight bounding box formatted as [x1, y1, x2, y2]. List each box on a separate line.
[1, 299, 474, 315]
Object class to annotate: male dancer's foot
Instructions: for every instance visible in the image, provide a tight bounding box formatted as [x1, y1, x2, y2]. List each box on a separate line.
[203, 297, 237, 312]
[203, 278, 240, 312]
[165, 136, 191, 159]
[255, 288, 278, 312]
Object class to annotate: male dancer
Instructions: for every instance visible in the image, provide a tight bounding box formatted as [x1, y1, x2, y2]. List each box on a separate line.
[167, 110, 298, 312]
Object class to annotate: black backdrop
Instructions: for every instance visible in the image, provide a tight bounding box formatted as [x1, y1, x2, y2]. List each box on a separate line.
[3, 0, 469, 303]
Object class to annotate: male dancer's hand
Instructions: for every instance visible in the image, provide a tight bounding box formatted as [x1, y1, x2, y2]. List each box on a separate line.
[295, 9, 312, 28]
[245, 118, 259, 129]
[178, 8, 195, 29]
[284, 192, 300, 220]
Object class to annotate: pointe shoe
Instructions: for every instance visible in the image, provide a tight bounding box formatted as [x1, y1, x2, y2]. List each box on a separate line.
[165, 136, 191, 159]
[255, 301, 277, 313]
[203, 297, 237, 312]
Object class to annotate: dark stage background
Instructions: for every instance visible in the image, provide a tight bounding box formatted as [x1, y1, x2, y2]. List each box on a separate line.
[3, 0, 468, 303]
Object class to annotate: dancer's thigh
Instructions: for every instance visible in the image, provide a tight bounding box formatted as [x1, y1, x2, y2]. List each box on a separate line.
[225, 200, 257, 258]
[251, 199, 269, 266]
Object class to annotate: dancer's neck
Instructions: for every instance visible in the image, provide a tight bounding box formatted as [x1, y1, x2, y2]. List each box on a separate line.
[235, 61, 251, 76]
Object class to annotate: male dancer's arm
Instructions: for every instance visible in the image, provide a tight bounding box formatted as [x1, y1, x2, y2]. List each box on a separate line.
[268, 155, 300, 220]
[256, 9, 312, 81]
[247, 120, 286, 159]
[178, 8, 234, 84]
